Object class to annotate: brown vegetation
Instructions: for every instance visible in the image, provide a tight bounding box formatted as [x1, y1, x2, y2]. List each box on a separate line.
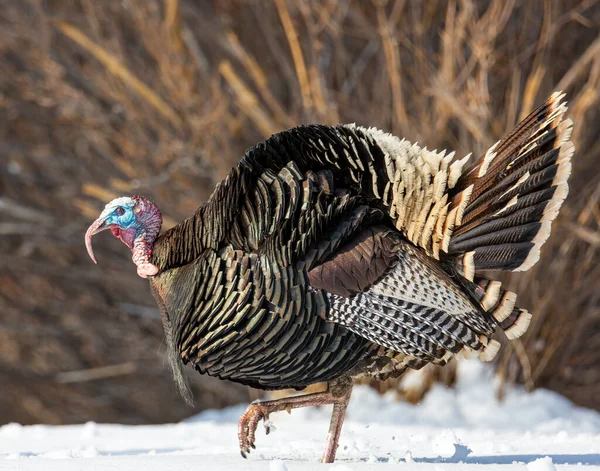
[0, 0, 599, 424]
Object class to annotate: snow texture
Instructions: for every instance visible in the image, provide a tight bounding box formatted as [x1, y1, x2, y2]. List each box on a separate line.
[1, 361, 599, 470]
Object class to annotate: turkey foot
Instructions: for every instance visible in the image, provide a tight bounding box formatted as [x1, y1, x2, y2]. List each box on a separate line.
[238, 377, 353, 463]
[238, 402, 270, 457]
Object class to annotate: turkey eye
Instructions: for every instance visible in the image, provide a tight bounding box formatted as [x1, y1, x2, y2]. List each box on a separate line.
[114, 207, 125, 216]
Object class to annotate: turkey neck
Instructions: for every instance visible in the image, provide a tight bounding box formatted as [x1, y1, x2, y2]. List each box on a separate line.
[150, 167, 248, 272]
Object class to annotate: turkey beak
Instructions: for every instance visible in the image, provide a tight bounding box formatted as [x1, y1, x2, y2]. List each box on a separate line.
[85, 216, 111, 264]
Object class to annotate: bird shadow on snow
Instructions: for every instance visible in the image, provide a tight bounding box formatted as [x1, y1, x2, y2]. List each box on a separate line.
[459, 454, 600, 465]
[363, 445, 600, 466]
[360, 455, 600, 466]
[409, 454, 600, 466]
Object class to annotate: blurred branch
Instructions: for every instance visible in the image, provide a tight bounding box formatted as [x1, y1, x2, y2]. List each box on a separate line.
[565, 222, 600, 247]
[219, 60, 278, 136]
[375, 0, 408, 127]
[118, 303, 161, 318]
[225, 30, 293, 128]
[274, 0, 312, 110]
[163, 0, 183, 52]
[556, 36, 600, 92]
[55, 21, 183, 128]
[55, 362, 137, 383]
[0, 223, 47, 235]
[0, 198, 54, 224]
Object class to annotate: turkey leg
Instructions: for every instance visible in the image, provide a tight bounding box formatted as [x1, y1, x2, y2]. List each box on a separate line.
[238, 377, 353, 463]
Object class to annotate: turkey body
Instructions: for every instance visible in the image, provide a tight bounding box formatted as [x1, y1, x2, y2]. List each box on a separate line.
[148, 92, 573, 396]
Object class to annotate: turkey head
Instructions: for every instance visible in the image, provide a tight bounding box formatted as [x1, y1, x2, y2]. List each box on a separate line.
[85, 195, 162, 278]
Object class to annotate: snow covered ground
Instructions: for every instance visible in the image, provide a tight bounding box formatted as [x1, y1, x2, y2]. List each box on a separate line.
[2, 361, 600, 470]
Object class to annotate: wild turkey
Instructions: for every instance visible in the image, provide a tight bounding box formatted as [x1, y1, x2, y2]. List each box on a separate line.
[85, 92, 573, 463]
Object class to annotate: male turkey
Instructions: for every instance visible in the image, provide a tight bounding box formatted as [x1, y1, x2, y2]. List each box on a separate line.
[85, 92, 573, 463]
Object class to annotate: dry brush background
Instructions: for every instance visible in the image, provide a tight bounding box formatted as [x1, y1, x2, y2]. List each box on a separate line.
[0, 0, 599, 425]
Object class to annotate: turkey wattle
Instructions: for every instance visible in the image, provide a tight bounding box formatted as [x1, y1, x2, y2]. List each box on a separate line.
[85, 92, 574, 463]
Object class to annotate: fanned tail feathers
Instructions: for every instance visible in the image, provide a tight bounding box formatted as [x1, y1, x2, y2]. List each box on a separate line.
[447, 91, 573, 277]
[450, 274, 532, 363]
[468, 276, 532, 341]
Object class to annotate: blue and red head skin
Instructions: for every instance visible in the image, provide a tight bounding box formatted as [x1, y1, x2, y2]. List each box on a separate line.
[85, 196, 162, 278]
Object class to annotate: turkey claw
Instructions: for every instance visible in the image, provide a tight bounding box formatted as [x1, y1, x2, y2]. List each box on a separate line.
[238, 402, 270, 457]
[264, 419, 275, 435]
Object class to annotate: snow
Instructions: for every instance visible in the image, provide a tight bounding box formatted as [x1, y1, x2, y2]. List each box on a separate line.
[527, 457, 557, 471]
[1, 361, 599, 470]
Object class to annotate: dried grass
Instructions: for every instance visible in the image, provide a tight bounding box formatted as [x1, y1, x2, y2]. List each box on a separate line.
[0, 0, 599, 423]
